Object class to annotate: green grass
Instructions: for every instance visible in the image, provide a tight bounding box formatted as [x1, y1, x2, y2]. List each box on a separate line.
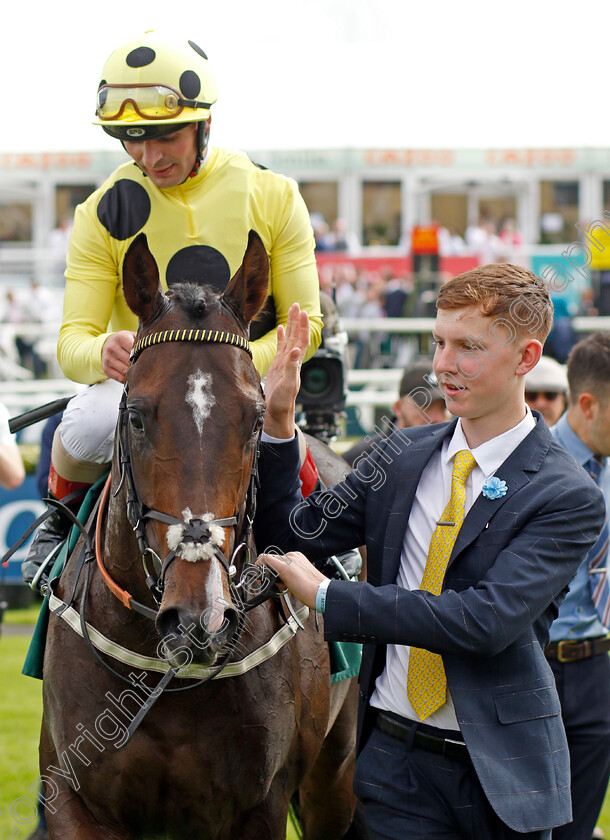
[0, 633, 44, 839]
[1, 611, 608, 839]
[3, 603, 43, 626]
[0, 612, 302, 839]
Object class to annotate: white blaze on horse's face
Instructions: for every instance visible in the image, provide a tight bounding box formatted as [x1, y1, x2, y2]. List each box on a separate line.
[186, 369, 216, 436]
[166, 509, 225, 562]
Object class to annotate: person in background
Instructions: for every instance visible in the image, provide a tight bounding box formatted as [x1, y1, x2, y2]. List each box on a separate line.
[547, 332, 610, 840]
[525, 355, 568, 427]
[343, 360, 450, 467]
[0, 402, 25, 490]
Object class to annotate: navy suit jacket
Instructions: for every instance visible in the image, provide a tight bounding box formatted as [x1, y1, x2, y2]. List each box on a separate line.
[254, 414, 606, 833]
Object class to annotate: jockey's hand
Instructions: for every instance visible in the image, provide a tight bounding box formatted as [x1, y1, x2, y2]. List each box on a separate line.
[263, 303, 310, 439]
[256, 550, 324, 610]
[102, 330, 136, 383]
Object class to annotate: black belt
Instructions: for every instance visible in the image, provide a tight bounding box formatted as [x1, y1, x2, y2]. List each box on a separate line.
[374, 711, 471, 764]
[545, 636, 610, 663]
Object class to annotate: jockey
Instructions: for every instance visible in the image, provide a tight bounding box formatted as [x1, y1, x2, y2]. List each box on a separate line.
[22, 31, 323, 592]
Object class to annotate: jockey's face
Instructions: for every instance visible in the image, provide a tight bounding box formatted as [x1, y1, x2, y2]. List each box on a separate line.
[124, 123, 198, 188]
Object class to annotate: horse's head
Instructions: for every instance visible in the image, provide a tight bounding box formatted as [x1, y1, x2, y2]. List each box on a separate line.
[119, 230, 269, 666]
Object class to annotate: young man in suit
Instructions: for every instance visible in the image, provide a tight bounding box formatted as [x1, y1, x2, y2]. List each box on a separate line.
[255, 264, 606, 840]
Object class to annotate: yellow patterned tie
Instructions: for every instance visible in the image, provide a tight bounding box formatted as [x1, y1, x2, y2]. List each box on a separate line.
[407, 449, 477, 720]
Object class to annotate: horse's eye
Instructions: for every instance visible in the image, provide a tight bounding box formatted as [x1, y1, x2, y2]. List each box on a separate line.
[253, 414, 264, 435]
[128, 409, 144, 432]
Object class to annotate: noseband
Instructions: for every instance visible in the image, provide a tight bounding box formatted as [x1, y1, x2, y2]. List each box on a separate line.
[108, 326, 267, 611]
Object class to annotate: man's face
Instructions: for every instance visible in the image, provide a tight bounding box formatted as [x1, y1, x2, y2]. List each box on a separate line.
[394, 394, 449, 428]
[525, 389, 566, 426]
[123, 123, 199, 188]
[433, 306, 530, 430]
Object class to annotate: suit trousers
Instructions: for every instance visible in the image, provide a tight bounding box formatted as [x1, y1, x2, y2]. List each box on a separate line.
[353, 716, 552, 840]
[549, 652, 610, 840]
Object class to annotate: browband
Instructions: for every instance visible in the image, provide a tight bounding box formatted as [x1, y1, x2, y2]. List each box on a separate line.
[131, 328, 252, 362]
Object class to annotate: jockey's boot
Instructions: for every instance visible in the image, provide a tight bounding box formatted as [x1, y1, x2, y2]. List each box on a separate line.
[21, 493, 86, 596]
[21, 465, 92, 595]
[21, 496, 76, 595]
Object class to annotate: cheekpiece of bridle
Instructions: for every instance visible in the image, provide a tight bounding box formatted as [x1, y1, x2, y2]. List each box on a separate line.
[114, 326, 276, 611]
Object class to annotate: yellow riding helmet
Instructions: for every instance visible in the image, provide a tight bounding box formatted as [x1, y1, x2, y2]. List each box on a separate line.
[94, 31, 218, 141]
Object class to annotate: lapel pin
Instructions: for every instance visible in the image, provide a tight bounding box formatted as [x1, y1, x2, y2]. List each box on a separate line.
[482, 476, 508, 500]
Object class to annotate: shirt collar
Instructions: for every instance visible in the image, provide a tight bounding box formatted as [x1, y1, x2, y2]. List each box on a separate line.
[445, 408, 536, 478]
[551, 412, 594, 468]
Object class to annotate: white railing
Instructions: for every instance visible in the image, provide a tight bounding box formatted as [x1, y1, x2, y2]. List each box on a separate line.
[0, 247, 67, 288]
[0, 379, 85, 411]
[340, 316, 610, 335]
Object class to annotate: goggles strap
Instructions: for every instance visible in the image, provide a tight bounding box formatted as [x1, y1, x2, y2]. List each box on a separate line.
[179, 98, 212, 111]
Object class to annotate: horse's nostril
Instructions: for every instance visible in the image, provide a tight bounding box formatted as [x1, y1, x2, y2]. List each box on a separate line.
[217, 607, 240, 644]
[156, 607, 181, 640]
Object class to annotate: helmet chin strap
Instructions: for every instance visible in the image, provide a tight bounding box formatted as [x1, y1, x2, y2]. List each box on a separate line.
[188, 117, 211, 179]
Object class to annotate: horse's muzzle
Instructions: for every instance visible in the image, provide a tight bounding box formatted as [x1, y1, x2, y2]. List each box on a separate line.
[156, 602, 241, 667]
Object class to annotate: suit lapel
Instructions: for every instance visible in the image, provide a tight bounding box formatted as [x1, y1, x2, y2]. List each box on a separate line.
[450, 417, 552, 563]
[379, 422, 454, 584]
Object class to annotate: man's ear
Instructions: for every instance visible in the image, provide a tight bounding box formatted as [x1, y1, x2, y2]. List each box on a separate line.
[578, 391, 597, 420]
[517, 339, 543, 376]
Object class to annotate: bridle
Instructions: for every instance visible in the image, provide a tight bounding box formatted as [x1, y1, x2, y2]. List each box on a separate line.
[104, 325, 273, 617]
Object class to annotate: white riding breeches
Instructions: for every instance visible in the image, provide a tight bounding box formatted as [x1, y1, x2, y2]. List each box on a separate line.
[60, 379, 124, 465]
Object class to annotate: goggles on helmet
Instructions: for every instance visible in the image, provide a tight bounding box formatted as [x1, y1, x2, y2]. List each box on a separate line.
[96, 83, 212, 121]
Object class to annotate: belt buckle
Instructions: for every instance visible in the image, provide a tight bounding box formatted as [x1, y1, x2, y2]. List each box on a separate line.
[442, 737, 468, 762]
[444, 737, 464, 756]
[556, 640, 574, 663]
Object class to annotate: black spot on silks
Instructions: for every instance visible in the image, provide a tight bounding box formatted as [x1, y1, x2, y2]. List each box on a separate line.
[97, 180, 151, 240]
[166, 245, 230, 292]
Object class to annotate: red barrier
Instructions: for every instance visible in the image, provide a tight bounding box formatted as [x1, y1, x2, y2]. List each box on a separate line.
[315, 253, 478, 277]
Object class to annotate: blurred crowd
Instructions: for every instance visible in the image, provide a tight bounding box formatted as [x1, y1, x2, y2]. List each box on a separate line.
[312, 213, 608, 371]
[0, 281, 62, 379]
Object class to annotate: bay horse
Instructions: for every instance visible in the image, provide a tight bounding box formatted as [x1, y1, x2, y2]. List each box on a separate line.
[39, 231, 359, 839]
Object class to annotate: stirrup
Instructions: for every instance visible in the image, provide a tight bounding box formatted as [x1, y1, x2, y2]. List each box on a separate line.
[28, 540, 66, 596]
[325, 548, 362, 581]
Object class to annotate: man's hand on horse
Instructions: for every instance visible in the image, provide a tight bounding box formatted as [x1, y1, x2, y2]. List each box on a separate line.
[257, 550, 325, 610]
[102, 330, 137, 383]
[263, 303, 310, 439]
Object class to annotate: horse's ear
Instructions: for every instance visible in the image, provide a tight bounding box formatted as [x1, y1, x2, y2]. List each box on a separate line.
[222, 230, 269, 325]
[122, 233, 165, 324]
